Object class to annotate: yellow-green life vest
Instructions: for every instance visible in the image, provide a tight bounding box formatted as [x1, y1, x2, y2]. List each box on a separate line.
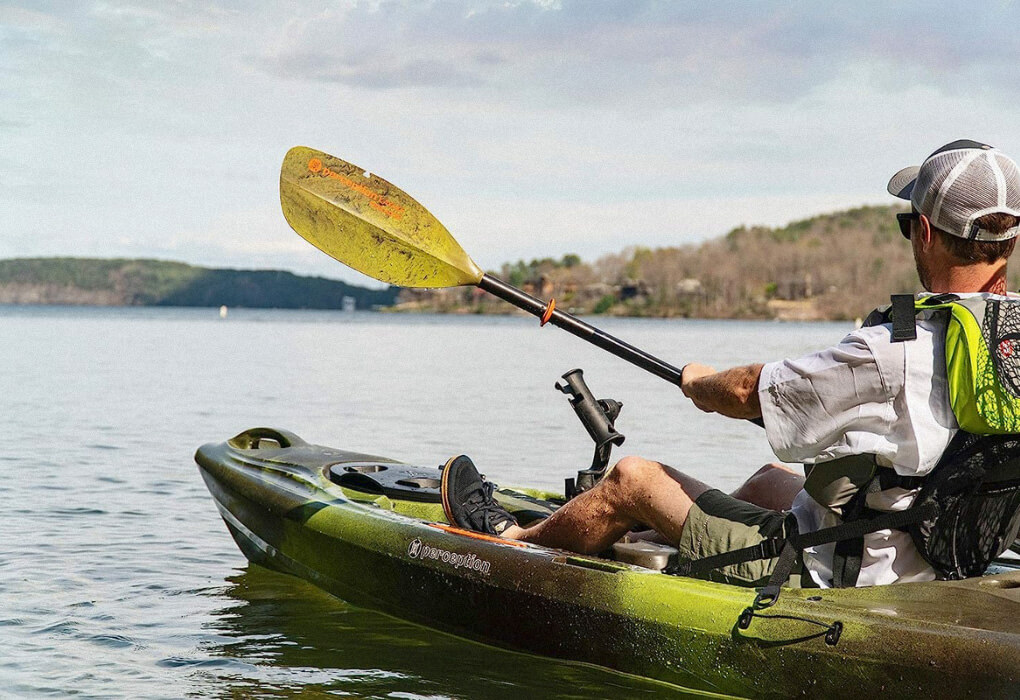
[880, 294, 1020, 434]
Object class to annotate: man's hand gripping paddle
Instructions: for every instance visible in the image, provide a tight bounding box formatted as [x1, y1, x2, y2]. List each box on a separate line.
[280, 146, 687, 388]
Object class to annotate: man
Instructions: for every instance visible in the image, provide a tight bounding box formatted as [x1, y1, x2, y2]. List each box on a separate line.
[441, 140, 1020, 588]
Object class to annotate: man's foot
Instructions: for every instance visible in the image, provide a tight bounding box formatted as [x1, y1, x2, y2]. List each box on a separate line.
[440, 455, 518, 536]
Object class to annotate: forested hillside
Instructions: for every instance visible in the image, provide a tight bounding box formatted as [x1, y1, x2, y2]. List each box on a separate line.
[399, 205, 1017, 320]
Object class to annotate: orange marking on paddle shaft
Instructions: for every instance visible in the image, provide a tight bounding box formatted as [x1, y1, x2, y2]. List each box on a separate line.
[540, 298, 556, 326]
[307, 159, 405, 221]
[428, 523, 528, 547]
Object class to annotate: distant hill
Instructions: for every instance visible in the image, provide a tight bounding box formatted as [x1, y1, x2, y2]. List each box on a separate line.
[400, 205, 995, 320]
[0, 258, 399, 310]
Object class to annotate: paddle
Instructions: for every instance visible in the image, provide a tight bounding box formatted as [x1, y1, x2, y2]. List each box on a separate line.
[279, 146, 688, 387]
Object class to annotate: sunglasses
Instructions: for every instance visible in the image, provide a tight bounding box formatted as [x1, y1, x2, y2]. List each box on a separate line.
[897, 212, 920, 240]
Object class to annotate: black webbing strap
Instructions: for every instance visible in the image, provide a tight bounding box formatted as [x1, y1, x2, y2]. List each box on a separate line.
[865, 293, 959, 334]
[794, 500, 938, 549]
[765, 501, 938, 602]
[753, 539, 801, 607]
[832, 474, 879, 588]
[665, 537, 786, 577]
[890, 293, 918, 342]
[667, 501, 939, 594]
[831, 536, 863, 589]
[669, 500, 941, 647]
[830, 469, 929, 587]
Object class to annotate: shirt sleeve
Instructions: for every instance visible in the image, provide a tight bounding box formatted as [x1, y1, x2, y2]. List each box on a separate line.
[758, 328, 902, 464]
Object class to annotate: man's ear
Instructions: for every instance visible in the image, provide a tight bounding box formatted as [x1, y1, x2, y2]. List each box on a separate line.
[918, 214, 934, 247]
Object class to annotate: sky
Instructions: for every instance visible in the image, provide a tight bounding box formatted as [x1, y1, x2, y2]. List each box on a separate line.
[3, 1, 1020, 285]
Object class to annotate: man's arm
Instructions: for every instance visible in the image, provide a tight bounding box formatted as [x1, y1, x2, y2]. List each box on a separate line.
[681, 362, 764, 419]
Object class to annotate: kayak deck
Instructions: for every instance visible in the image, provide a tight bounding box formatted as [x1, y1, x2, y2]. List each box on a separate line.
[196, 428, 1020, 698]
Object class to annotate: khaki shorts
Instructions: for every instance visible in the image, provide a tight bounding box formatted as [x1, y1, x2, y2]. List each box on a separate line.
[677, 489, 796, 587]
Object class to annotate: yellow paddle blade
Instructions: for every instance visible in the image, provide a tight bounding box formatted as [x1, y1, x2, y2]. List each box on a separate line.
[280, 146, 483, 288]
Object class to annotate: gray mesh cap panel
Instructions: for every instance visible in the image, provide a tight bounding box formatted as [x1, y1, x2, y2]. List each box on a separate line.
[888, 142, 1020, 241]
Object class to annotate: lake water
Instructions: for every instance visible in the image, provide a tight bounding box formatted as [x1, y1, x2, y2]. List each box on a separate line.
[0, 306, 849, 698]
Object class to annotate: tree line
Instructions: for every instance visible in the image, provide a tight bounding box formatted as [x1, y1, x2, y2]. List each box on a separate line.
[398, 205, 1020, 320]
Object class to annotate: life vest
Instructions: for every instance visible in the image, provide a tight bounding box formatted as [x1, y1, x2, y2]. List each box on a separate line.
[870, 293, 1020, 434]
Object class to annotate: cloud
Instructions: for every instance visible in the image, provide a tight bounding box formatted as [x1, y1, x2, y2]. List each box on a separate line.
[262, 50, 487, 88]
[251, 1, 1020, 107]
[0, 116, 29, 129]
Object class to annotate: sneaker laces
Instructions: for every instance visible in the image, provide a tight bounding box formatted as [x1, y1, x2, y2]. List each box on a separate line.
[466, 481, 513, 534]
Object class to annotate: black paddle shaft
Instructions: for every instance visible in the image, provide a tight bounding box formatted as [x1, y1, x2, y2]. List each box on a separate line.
[478, 274, 686, 388]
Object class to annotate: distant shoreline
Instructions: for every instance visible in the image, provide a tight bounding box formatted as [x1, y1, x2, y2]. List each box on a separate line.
[0, 257, 398, 311]
[0, 302, 854, 326]
[384, 298, 842, 322]
[4, 204, 963, 321]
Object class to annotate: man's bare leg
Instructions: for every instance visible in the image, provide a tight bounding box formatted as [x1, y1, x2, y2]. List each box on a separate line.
[624, 463, 806, 546]
[500, 456, 712, 554]
[730, 463, 804, 511]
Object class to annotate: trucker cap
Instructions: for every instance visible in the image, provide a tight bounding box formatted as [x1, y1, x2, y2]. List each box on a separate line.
[887, 139, 1020, 241]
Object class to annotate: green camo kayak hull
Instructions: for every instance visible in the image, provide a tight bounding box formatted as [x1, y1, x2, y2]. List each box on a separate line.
[195, 428, 1020, 698]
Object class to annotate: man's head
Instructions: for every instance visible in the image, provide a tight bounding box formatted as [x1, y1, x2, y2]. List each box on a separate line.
[888, 140, 1020, 291]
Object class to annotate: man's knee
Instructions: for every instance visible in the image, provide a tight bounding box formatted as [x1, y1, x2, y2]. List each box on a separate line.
[606, 456, 663, 496]
[749, 462, 794, 480]
[734, 462, 804, 510]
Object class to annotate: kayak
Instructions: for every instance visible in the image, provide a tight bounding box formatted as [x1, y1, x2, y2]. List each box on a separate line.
[196, 427, 1020, 698]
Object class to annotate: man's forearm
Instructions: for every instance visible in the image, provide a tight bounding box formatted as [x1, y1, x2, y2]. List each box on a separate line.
[681, 363, 764, 419]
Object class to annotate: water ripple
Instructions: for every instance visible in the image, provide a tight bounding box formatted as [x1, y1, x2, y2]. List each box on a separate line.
[87, 634, 139, 650]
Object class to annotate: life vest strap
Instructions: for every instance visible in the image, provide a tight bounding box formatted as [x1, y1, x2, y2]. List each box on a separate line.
[890, 293, 918, 342]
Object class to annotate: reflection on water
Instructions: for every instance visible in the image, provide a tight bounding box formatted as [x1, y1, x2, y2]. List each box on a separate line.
[198, 565, 697, 699]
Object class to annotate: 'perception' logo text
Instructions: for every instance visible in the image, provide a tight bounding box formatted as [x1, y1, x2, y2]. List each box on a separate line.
[407, 538, 491, 574]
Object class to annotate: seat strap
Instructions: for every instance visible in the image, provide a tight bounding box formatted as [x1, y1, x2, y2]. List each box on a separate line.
[666, 501, 939, 593]
[831, 537, 863, 589]
[830, 474, 880, 588]
[664, 537, 786, 577]
[795, 500, 938, 548]
[754, 540, 801, 607]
